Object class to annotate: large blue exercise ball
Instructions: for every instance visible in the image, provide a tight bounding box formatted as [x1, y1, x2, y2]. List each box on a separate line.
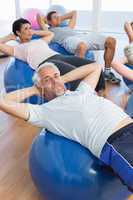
[29, 129, 131, 200]
[4, 58, 45, 104]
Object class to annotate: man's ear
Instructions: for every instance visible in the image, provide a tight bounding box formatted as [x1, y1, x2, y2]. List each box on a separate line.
[35, 81, 42, 88]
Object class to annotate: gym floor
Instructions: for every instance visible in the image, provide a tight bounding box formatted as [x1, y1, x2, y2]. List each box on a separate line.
[0, 35, 132, 200]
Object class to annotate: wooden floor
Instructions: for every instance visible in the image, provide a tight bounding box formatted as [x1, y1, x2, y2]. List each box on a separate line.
[0, 57, 131, 200]
[0, 58, 42, 200]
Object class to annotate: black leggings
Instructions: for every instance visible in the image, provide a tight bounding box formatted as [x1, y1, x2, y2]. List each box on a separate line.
[40, 54, 105, 91]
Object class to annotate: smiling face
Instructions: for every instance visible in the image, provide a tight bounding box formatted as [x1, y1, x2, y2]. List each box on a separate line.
[37, 66, 66, 101]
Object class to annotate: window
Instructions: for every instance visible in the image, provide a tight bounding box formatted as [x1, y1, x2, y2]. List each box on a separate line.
[51, 0, 92, 10]
[102, 0, 133, 11]
[19, 0, 50, 13]
[101, 0, 133, 33]
[0, 0, 15, 20]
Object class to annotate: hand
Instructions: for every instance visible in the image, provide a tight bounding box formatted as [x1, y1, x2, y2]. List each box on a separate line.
[8, 33, 17, 41]
[31, 29, 36, 35]
[32, 85, 42, 96]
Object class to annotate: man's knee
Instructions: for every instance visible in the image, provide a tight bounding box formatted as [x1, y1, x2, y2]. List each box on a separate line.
[104, 37, 116, 49]
[77, 42, 87, 52]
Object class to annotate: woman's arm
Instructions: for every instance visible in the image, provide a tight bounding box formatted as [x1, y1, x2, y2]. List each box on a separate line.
[0, 34, 16, 56]
[37, 14, 48, 31]
[0, 33, 17, 44]
[111, 57, 133, 81]
[0, 86, 39, 120]
[32, 30, 54, 43]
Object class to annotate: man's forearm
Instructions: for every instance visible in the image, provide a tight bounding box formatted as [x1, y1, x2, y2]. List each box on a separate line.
[61, 10, 77, 21]
[0, 86, 39, 120]
[62, 63, 97, 83]
[1, 86, 39, 103]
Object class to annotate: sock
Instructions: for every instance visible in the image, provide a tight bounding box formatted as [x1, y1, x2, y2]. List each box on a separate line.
[104, 67, 111, 75]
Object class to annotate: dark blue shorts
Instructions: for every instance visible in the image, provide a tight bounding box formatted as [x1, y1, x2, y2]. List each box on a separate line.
[100, 123, 133, 189]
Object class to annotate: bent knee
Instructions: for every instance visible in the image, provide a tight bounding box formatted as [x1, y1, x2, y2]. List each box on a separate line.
[77, 42, 87, 51]
[105, 37, 116, 48]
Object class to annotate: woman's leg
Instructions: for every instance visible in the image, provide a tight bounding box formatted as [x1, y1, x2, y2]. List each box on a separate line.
[50, 54, 93, 67]
[48, 55, 105, 92]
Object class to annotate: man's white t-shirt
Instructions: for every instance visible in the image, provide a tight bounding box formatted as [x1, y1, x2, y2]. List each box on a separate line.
[27, 81, 128, 158]
[13, 39, 57, 70]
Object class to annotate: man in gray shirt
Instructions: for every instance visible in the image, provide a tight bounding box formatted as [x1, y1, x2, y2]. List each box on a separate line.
[38, 10, 120, 84]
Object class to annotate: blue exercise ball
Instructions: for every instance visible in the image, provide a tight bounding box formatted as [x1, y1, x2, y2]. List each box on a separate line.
[123, 64, 133, 90]
[29, 129, 130, 200]
[49, 42, 95, 61]
[4, 58, 45, 104]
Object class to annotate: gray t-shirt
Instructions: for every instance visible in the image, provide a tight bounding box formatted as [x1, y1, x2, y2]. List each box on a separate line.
[27, 81, 128, 158]
[49, 26, 78, 44]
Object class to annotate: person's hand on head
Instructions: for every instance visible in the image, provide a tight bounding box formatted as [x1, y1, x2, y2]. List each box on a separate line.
[32, 84, 42, 96]
[43, 15, 48, 24]
[8, 33, 17, 41]
[31, 29, 36, 35]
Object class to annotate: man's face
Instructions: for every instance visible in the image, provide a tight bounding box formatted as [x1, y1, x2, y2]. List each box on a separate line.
[48, 12, 61, 27]
[17, 23, 33, 41]
[38, 67, 66, 101]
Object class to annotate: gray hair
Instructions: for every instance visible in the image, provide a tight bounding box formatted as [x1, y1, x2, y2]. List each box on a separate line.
[32, 62, 60, 83]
